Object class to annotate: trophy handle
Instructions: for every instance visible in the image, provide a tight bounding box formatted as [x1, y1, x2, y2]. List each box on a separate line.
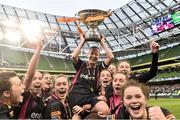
[75, 13, 79, 18]
[107, 9, 112, 17]
[75, 14, 81, 21]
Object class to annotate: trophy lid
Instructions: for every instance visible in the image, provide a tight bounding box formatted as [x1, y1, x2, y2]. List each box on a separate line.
[78, 9, 109, 29]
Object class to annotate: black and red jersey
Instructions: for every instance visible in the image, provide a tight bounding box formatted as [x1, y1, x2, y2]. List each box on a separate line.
[70, 58, 108, 95]
[44, 93, 72, 119]
[0, 101, 14, 119]
[15, 91, 45, 119]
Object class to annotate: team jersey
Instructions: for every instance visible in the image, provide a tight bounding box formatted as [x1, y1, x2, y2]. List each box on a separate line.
[44, 93, 72, 119]
[41, 89, 51, 100]
[0, 102, 14, 119]
[109, 94, 123, 116]
[15, 91, 45, 119]
[70, 58, 108, 95]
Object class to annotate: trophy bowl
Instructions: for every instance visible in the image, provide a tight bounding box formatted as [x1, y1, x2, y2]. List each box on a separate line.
[78, 9, 110, 41]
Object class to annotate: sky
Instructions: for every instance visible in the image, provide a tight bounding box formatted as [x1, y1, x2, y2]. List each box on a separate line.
[0, 0, 132, 16]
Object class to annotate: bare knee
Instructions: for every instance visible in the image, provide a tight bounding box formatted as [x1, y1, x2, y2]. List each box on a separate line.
[93, 101, 110, 115]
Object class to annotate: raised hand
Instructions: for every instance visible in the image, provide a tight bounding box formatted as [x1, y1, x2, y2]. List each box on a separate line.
[148, 106, 167, 120]
[99, 34, 105, 46]
[150, 40, 160, 53]
[76, 20, 85, 45]
[35, 33, 44, 49]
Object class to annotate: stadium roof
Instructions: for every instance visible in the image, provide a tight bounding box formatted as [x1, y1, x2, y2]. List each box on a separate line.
[0, 0, 131, 16]
[0, 0, 180, 60]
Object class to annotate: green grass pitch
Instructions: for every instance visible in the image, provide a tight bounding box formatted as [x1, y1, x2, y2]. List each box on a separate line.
[149, 98, 180, 119]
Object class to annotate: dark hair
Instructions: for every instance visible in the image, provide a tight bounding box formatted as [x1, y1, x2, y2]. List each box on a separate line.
[89, 46, 100, 50]
[88, 46, 100, 56]
[121, 80, 150, 100]
[0, 71, 17, 96]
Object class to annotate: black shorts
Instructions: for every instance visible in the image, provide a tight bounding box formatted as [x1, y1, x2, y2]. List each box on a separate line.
[68, 92, 99, 108]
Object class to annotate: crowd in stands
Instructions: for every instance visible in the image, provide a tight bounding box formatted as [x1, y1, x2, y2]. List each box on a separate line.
[150, 84, 180, 96]
[0, 23, 177, 119]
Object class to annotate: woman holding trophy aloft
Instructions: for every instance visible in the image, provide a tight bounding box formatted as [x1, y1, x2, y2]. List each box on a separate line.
[69, 19, 114, 118]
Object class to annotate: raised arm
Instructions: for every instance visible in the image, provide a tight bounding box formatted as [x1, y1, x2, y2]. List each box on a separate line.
[100, 35, 114, 66]
[23, 35, 44, 91]
[150, 40, 160, 54]
[147, 40, 159, 77]
[136, 40, 159, 83]
[71, 21, 85, 64]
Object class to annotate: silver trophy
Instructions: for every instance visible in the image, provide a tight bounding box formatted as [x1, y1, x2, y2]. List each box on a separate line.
[57, 9, 111, 42]
[77, 9, 111, 41]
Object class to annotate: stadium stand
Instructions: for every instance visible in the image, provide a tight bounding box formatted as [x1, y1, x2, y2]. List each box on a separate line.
[0, 46, 74, 71]
[127, 45, 180, 66]
[0, 46, 76, 79]
[0, 47, 27, 68]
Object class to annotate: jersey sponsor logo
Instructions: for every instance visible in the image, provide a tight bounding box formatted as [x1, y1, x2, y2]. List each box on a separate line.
[30, 112, 42, 119]
[80, 73, 88, 79]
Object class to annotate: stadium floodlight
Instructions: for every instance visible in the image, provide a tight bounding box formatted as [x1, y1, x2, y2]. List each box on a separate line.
[1, 20, 18, 29]
[5, 31, 21, 43]
[20, 20, 42, 42]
